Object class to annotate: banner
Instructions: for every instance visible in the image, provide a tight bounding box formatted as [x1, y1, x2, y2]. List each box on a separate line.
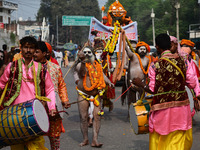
[88, 17, 138, 44]
[0, 23, 4, 29]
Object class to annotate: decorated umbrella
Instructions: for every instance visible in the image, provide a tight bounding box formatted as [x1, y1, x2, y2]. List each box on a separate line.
[63, 43, 75, 51]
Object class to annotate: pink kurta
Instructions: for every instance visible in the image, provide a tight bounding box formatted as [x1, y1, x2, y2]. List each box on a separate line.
[148, 54, 197, 135]
[0, 60, 56, 111]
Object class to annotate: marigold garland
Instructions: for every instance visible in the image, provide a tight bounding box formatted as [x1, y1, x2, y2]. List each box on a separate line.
[135, 53, 151, 75]
[83, 60, 106, 91]
[104, 21, 121, 54]
[109, 21, 121, 54]
[191, 51, 196, 60]
[76, 87, 100, 106]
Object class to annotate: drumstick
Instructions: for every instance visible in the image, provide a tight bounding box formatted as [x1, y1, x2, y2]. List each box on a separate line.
[55, 110, 69, 115]
[54, 100, 86, 116]
[69, 99, 85, 105]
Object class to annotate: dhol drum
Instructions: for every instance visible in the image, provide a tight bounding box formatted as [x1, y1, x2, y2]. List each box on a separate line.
[129, 99, 152, 134]
[0, 99, 49, 148]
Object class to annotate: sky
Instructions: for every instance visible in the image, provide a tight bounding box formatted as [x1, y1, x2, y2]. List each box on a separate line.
[8, 0, 108, 21]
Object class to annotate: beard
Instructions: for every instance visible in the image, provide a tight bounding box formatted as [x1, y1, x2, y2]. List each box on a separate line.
[85, 55, 95, 63]
[139, 52, 146, 58]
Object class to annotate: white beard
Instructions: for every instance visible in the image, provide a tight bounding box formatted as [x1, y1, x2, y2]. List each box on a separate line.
[85, 55, 95, 63]
[95, 53, 101, 60]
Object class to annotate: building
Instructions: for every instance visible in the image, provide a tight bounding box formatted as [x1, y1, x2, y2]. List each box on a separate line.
[17, 19, 49, 42]
[0, 0, 18, 25]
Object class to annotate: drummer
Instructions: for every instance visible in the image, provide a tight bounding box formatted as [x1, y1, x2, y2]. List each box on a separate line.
[0, 36, 56, 150]
[132, 34, 198, 149]
[34, 41, 70, 150]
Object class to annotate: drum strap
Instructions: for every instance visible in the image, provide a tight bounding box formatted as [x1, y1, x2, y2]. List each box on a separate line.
[33, 63, 51, 102]
[0, 83, 8, 106]
[160, 57, 185, 80]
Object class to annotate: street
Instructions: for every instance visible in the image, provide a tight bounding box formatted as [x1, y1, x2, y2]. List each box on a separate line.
[1, 64, 200, 150]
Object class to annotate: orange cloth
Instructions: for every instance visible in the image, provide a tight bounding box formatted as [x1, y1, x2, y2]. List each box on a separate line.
[102, 16, 108, 20]
[136, 41, 150, 52]
[180, 39, 195, 47]
[48, 119, 65, 137]
[45, 42, 52, 53]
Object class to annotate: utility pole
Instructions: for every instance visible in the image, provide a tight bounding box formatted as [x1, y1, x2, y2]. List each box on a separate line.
[151, 8, 155, 46]
[56, 15, 59, 46]
[175, 1, 180, 41]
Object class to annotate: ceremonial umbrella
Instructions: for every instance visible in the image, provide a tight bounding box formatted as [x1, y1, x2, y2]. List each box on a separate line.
[63, 43, 75, 51]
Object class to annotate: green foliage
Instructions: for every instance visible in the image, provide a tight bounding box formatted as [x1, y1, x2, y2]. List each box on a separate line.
[10, 32, 16, 44]
[106, 0, 199, 44]
[37, 0, 199, 46]
[37, 0, 101, 46]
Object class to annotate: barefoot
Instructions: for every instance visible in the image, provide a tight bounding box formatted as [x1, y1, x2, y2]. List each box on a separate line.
[79, 140, 89, 147]
[91, 141, 103, 148]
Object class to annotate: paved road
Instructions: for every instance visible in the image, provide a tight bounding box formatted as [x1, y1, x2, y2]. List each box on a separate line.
[1, 64, 200, 150]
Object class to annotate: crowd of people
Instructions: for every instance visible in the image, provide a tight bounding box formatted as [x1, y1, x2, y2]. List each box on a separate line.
[0, 30, 199, 150]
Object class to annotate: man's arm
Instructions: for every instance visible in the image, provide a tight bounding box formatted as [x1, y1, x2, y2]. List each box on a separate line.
[103, 73, 114, 88]
[74, 65, 80, 85]
[58, 68, 70, 109]
[125, 42, 134, 59]
[0, 63, 11, 90]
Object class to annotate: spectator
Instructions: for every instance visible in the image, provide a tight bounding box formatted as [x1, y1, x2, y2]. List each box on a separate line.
[2, 44, 8, 64]
[0, 50, 6, 77]
[7, 46, 17, 62]
[55, 49, 63, 67]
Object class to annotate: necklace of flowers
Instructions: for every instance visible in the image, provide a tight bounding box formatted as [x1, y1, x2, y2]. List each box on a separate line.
[83, 61, 106, 91]
[76, 87, 100, 106]
[108, 21, 121, 54]
[135, 53, 151, 75]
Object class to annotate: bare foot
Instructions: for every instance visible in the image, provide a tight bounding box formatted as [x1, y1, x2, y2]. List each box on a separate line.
[91, 141, 103, 148]
[79, 140, 89, 147]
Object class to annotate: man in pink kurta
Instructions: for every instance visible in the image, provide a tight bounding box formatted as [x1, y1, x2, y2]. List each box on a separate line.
[0, 59, 56, 111]
[0, 36, 56, 150]
[133, 34, 196, 149]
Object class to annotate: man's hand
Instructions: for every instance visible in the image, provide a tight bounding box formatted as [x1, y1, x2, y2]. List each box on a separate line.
[75, 80, 79, 85]
[63, 101, 71, 109]
[109, 82, 115, 88]
[49, 109, 56, 117]
[132, 77, 144, 88]
[78, 51, 85, 61]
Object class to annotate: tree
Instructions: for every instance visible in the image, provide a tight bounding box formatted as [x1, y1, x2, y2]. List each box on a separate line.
[106, 0, 199, 45]
[37, 0, 101, 46]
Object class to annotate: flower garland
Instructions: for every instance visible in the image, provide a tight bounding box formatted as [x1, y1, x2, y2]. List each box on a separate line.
[83, 60, 106, 91]
[135, 53, 151, 75]
[108, 21, 121, 54]
[76, 87, 100, 106]
[191, 51, 196, 60]
[104, 21, 121, 53]
[104, 39, 111, 52]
